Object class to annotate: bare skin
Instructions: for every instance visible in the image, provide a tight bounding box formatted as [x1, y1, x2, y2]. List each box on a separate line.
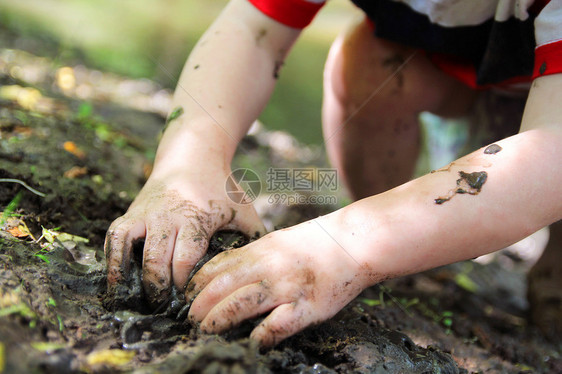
[187, 218, 372, 346]
[189, 104, 562, 345]
[322, 17, 477, 199]
[104, 0, 297, 302]
[106, 0, 562, 345]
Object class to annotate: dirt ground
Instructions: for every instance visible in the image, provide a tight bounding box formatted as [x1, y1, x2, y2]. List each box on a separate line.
[0, 30, 560, 374]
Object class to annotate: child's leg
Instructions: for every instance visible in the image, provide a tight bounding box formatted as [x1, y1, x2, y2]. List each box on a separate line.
[322, 16, 476, 200]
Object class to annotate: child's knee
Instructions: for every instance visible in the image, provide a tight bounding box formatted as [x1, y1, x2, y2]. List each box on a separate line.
[324, 17, 400, 116]
[324, 17, 476, 126]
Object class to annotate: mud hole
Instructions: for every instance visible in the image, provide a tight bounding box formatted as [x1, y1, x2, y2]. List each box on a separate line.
[0, 38, 560, 373]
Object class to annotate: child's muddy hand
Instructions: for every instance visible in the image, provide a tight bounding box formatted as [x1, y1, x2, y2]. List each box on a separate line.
[186, 216, 371, 346]
[104, 172, 265, 308]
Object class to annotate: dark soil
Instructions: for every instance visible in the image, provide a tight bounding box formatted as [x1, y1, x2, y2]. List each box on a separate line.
[0, 35, 560, 374]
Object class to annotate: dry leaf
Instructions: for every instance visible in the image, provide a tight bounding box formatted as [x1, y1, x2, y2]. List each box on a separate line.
[4, 219, 34, 240]
[86, 349, 135, 367]
[13, 125, 33, 137]
[63, 141, 86, 159]
[7, 225, 29, 238]
[64, 166, 88, 179]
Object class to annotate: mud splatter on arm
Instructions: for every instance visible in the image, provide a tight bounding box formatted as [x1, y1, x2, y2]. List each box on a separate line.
[434, 170, 488, 204]
[273, 60, 283, 79]
[484, 143, 502, 154]
[255, 28, 267, 45]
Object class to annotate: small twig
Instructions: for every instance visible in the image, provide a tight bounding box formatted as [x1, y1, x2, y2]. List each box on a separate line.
[0, 178, 46, 197]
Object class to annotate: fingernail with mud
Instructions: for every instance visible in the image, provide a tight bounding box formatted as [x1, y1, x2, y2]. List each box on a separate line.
[184, 281, 196, 296]
[144, 281, 170, 309]
[176, 291, 200, 321]
[184, 284, 199, 305]
[176, 303, 190, 320]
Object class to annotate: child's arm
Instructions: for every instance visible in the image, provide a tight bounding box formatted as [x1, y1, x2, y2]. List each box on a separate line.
[340, 74, 562, 278]
[105, 0, 302, 305]
[155, 0, 301, 167]
[186, 74, 562, 345]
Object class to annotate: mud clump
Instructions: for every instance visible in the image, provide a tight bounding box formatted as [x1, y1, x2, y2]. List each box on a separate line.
[132, 307, 462, 374]
[103, 238, 147, 313]
[176, 339, 263, 374]
[103, 230, 250, 316]
[181, 230, 250, 314]
[185, 230, 250, 293]
[275, 307, 461, 374]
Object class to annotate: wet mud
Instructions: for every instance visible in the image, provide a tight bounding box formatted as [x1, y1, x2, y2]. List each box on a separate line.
[435, 171, 488, 205]
[483, 144, 502, 155]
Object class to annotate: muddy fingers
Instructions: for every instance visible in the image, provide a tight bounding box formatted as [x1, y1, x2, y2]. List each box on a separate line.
[103, 172, 266, 316]
[186, 249, 246, 299]
[186, 249, 259, 318]
[104, 218, 147, 311]
[182, 216, 370, 345]
[105, 218, 146, 285]
[173, 206, 261, 291]
[177, 206, 264, 316]
[220, 204, 266, 240]
[142, 223, 177, 307]
[199, 281, 275, 333]
[250, 302, 310, 346]
[172, 225, 212, 291]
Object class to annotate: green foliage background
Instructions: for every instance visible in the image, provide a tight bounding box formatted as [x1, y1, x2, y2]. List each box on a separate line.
[0, 0, 360, 145]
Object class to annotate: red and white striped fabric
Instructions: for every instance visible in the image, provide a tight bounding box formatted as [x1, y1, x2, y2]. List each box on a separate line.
[247, 0, 562, 88]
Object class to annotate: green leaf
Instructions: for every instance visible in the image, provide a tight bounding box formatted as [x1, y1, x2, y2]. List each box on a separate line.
[57, 315, 64, 331]
[76, 102, 93, 120]
[0, 303, 35, 319]
[166, 106, 184, 124]
[0, 191, 23, 225]
[31, 342, 67, 352]
[57, 232, 89, 243]
[360, 298, 382, 307]
[400, 297, 419, 308]
[34, 253, 50, 263]
[454, 273, 478, 293]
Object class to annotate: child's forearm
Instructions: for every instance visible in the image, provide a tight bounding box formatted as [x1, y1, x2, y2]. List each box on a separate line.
[342, 130, 560, 280]
[153, 0, 300, 172]
[336, 75, 562, 283]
